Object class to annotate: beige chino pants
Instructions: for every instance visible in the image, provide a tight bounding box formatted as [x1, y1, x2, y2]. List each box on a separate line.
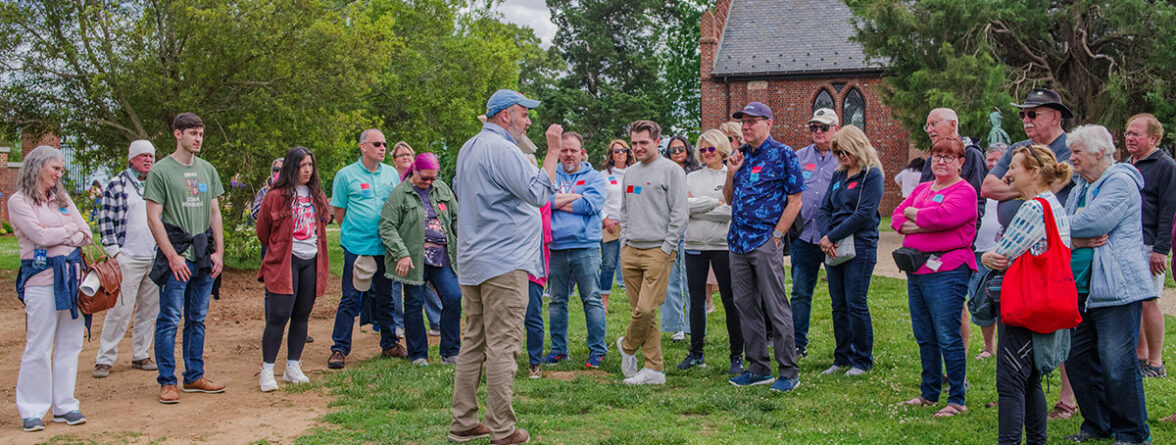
[620, 245, 675, 371]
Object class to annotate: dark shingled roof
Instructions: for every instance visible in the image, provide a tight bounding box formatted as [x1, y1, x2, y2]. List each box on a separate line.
[712, 0, 885, 78]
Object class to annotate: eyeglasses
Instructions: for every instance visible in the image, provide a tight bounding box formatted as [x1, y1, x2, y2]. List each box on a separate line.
[271, 166, 281, 173]
[418, 175, 437, 183]
[809, 124, 830, 133]
[931, 154, 958, 163]
[612, 148, 629, 154]
[365, 141, 387, 147]
[394, 153, 413, 159]
[1018, 110, 1039, 120]
[727, 136, 735, 143]
[669, 146, 687, 153]
[700, 146, 717, 153]
[923, 120, 946, 132]
[833, 150, 848, 157]
[741, 118, 767, 126]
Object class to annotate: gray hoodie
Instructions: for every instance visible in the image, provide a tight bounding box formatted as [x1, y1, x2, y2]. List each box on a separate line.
[620, 156, 688, 254]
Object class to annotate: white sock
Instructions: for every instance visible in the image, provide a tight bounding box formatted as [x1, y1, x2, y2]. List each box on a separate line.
[262, 362, 275, 372]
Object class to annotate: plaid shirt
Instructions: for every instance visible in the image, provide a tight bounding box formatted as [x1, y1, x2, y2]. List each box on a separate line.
[98, 168, 146, 248]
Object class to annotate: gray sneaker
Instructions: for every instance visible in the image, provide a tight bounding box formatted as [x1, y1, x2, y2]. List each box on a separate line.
[412, 358, 429, 367]
[92, 363, 111, 378]
[440, 355, 458, 365]
[820, 365, 844, 375]
[52, 410, 86, 425]
[21, 417, 43, 432]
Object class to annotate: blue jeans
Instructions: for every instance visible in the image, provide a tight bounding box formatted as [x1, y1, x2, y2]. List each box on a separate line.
[154, 260, 215, 386]
[403, 265, 462, 359]
[789, 239, 824, 350]
[331, 248, 400, 355]
[599, 239, 620, 295]
[907, 265, 969, 405]
[548, 247, 607, 357]
[826, 245, 877, 370]
[525, 281, 545, 365]
[395, 285, 441, 332]
[660, 239, 689, 333]
[1066, 301, 1149, 443]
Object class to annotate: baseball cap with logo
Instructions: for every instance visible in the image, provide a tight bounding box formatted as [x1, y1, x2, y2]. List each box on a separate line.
[732, 102, 773, 120]
[352, 255, 378, 292]
[808, 108, 839, 126]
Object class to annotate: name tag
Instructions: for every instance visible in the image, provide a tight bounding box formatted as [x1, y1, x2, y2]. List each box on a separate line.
[609, 176, 617, 185]
[805, 163, 816, 170]
[932, 194, 945, 203]
[926, 255, 943, 272]
[575, 180, 585, 186]
[360, 183, 373, 198]
[198, 183, 208, 193]
[633, 186, 642, 194]
[59, 207, 70, 215]
[802, 171, 812, 179]
[751, 166, 763, 173]
[749, 173, 760, 182]
[847, 181, 858, 190]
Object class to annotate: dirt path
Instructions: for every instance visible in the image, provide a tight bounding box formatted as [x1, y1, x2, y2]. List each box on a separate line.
[0, 269, 385, 444]
[788, 231, 1176, 315]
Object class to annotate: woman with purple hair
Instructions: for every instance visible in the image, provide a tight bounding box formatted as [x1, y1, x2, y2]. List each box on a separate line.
[378, 153, 462, 365]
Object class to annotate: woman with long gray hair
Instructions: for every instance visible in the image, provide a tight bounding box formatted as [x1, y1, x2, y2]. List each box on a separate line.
[9, 146, 93, 432]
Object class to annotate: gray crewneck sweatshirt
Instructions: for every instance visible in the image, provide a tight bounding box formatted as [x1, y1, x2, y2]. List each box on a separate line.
[620, 155, 688, 254]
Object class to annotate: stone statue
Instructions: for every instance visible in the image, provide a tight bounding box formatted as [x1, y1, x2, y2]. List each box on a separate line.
[987, 109, 1011, 146]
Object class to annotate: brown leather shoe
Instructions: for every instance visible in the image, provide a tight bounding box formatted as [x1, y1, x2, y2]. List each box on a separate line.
[447, 423, 491, 442]
[159, 384, 180, 404]
[328, 350, 346, 369]
[131, 358, 158, 370]
[381, 343, 407, 358]
[182, 377, 226, 393]
[491, 429, 530, 445]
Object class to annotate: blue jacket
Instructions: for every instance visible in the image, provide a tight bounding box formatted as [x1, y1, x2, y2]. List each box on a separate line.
[550, 162, 606, 250]
[1064, 163, 1154, 309]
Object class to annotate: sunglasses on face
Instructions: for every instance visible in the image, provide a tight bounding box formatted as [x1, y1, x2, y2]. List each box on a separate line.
[1019, 110, 1040, 120]
[669, 146, 687, 153]
[272, 166, 281, 173]
[612, 148, 629, 154]
[366, 141, 387, 147]
[833, 150, 848, 157]
[728, 136, 735, 142]
[700, 146, 717, 153]
[418, 176, 437, 183]
[809, 124, 830, 133]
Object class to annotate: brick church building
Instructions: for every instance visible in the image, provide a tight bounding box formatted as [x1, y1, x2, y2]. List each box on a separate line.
[700, 0, 913, 213]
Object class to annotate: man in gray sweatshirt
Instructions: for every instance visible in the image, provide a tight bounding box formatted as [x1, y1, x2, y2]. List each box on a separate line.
[615, 119, 688, 385]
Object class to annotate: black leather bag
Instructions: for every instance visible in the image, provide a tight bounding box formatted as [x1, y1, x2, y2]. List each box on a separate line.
[891, 247, 933, 273]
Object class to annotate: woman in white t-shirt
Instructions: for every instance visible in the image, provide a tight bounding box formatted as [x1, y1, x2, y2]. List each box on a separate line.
[895, 157, 926, 198]
[598, 139, 634, 310]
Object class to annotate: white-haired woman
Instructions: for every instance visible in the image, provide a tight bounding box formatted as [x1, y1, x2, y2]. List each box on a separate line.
[1060, 125, 1151, 443]
[677, 129, 742, 373]
[10, 146, 93, 432]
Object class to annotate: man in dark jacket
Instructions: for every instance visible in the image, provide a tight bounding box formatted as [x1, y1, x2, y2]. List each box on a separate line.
[920, 108, 988, 221]
[1126, 112, 1176, 378]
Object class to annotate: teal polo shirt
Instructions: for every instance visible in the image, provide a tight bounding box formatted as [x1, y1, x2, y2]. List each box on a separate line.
[331, 159, 400, 255]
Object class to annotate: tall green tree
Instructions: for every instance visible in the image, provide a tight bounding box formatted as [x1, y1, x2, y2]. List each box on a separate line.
[849, 0, 1176, 145]
[660, 0, 707, 138]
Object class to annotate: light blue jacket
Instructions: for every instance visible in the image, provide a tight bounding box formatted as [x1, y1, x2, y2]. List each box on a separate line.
[1064, 163, 1154, 308]
[549, 162, 606, 250]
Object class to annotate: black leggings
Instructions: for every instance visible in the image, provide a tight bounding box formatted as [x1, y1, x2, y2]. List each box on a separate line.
[685, 250, 742, 359]
[996, 321, 1046, 445]
[262, 255, 317, 363]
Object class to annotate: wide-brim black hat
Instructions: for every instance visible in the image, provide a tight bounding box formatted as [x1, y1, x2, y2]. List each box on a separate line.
[1010, 88, 1074, 119]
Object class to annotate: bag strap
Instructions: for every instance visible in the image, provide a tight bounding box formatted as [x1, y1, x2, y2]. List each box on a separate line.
[1033, 197, 1062, 255]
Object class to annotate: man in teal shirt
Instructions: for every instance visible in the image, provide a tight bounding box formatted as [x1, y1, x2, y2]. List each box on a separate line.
[327, 129, 404, 369]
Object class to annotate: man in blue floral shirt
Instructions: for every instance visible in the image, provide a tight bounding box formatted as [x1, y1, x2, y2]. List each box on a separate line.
[722, 102, 806, 392]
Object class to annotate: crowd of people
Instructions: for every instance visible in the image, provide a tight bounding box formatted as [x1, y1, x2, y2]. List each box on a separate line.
[7, 87, 1173, 445]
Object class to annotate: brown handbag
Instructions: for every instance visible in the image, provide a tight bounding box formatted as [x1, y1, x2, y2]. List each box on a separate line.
[78, 244, 121, 314]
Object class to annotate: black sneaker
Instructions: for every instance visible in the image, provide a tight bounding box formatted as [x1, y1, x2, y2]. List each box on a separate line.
[676, 354, 706, 370]
[796, 345, 808, 358]
[729, 356, 745, 375]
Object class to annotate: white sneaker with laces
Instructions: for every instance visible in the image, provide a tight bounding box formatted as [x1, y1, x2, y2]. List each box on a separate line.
[671, 331, 686, 342]
[623, 368, 666, 385]
[617, 337, 638, 378]
[282, 361, 310, 384]
[260, 369, 279, 392]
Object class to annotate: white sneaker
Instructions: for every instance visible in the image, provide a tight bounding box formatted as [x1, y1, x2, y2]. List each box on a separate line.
[282, 362, 310, 384]
[820, 365, 844, 375]
[671, 331, 686, 342]
[623, 368, 666, 385]
[412, 358, 429, 367]
[260, 369, 279, 392]
[845, 367, 869, 377]
[617, 337, 638, 378]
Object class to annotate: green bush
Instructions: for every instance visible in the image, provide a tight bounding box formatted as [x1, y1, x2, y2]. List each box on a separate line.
[223, 222, 261, 265]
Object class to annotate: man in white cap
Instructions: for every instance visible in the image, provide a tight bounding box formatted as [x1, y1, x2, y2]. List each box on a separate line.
[94, 140, 160, 378]
[448, 89, 561, 445]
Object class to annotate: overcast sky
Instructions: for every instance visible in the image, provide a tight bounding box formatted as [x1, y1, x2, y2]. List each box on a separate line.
[494, 0, 556, 47]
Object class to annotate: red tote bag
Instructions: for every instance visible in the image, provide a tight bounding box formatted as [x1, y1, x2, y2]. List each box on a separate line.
[1000, 197, 1082, 334]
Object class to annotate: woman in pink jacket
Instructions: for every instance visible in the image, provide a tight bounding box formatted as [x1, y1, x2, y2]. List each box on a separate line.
[892, 137, 978, 418]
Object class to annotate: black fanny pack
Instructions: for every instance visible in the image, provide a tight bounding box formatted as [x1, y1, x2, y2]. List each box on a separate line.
[892, 247, 949, 273]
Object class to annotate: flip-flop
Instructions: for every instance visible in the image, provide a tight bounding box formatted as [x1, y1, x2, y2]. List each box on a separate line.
[1047, 401, 1078, 420]
[901, 396, 936, 406]
[975, 350, 993, 360]
[933, 403, 968, 418]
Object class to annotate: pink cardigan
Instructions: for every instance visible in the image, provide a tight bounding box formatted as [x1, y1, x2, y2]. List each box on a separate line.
[890, 180, 978, 274]
[8, 191, 92, 286]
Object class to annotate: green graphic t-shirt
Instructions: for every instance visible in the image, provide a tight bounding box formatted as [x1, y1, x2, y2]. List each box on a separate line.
[143, 155, 224, 261]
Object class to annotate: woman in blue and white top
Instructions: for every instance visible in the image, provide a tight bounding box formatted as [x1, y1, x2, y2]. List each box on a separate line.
[981, 144, 1072, 445]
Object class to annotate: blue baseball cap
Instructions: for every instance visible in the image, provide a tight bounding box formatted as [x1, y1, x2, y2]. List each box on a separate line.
[732, 102, 773, 120]
[486, 89, 541, 117]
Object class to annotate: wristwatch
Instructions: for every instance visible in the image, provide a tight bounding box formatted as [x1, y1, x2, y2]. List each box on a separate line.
[773, 229, 784, 239]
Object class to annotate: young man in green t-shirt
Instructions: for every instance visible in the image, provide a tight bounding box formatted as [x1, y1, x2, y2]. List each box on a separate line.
[143, 112, 226, 404]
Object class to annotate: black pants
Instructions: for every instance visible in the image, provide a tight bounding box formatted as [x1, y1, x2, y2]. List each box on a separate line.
[996, 320, 1046, 445]
[262, 255, 317, 363]
[685, 250, 741, 359]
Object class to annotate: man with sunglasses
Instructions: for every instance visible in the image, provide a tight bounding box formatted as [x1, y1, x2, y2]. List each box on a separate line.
[981, 88, 1074, 227]
[789, 108, 840, 359]
[328, 129, 404, 369]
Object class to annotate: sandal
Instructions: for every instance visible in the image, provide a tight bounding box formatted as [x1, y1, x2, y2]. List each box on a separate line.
[975, 350, 993, 360]
[1162, 413, 1176, 423]
[1047, 401, 1077, 420]
[901, 396, 936, 406]
[933, 403, 967, 418]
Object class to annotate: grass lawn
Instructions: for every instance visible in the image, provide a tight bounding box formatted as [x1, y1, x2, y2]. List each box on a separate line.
[294, 269, 1176, 444]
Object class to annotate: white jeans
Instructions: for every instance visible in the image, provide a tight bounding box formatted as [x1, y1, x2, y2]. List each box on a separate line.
[95, 255, 159, 365]
[17, 285, 84, 419]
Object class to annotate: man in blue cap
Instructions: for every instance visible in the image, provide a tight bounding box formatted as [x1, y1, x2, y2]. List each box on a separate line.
[448, 89, 561, 445]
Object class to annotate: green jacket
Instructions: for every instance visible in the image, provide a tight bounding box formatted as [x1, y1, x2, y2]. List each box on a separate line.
[378, 179, 458, 285]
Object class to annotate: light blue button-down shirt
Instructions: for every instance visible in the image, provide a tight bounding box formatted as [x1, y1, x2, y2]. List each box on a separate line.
[454, 122, 556, 285]
[794, 144, 839, 244]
